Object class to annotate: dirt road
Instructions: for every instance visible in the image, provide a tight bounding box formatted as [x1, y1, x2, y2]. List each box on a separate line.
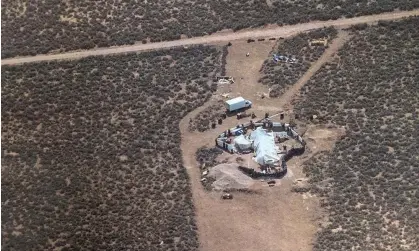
[179, 39, 320, 251]
[178, 27, 355, 250]
[281, 30, 351, 110]
[2, 9, 419, 66]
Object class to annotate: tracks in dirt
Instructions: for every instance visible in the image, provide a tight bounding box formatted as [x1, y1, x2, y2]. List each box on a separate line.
[281, 30, 351, 110]
[3, 9, 417, 251]
[178, 27, 353, 251]
[2, 9, 419, 65]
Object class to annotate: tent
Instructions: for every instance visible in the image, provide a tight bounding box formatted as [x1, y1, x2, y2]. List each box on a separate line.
[250, 127, 281, 166]
[234, 135, 252, 151]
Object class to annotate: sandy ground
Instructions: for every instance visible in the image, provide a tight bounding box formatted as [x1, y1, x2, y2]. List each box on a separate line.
[304, 125, 346, 153]
[3, 9, 419, 65]
[179, 31, 349, 251]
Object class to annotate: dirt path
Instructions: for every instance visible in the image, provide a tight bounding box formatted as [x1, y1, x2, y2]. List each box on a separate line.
[178, 25, 355, 250]
[3, 9, 419, 65]
[281, 30, 351, 110]
[179, 40, 321, 251]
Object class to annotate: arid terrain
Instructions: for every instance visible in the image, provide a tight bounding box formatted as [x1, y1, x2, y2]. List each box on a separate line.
[295, 17, 419, 250]
[2, 0, 419, 58]
[2, 9, 419, 65]
[180, 31, 350, 251]
[182, 18, 419, 250]
[2, 5, 419, 251]
[2, 46, 224, 250]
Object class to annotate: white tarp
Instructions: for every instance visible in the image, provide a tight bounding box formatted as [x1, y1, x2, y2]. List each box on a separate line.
[234, 135, 252, 151]
[250, 127, 281, 166]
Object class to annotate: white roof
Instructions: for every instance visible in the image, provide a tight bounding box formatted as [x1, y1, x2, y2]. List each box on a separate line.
[234, 135, 252, 150]
[226, 97, 245, 105]
[250, 127, 281, 166]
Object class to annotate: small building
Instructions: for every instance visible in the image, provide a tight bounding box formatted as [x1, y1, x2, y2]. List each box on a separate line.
[234, 134, 252, 151]
[250, 127, 281, 166]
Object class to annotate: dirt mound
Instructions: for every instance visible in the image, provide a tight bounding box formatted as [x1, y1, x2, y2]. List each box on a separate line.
[209, 163, 255, 191]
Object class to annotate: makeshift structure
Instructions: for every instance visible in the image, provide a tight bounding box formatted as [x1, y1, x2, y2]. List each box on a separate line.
[234, 135, 252, 151]
[214, 118, 306, 174]
[250, 127, 281, 166]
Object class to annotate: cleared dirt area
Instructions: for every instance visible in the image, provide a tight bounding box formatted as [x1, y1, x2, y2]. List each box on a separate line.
[179, 32, 348, 251]
[2, 9, 419, 65]
[304, 125, 346, 154]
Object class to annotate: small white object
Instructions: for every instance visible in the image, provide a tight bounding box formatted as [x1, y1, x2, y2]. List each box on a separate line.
[220, 93, 230, 98]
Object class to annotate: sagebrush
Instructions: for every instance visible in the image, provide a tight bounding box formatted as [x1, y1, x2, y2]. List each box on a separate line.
[1, 46, 223, 250]
[2, 0, 419, 58]
[295, 17, 419, 250]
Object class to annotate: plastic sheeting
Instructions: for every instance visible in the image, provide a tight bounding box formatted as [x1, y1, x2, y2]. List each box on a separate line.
[234, 135, 252, 151]
[250, 127, 281, 166]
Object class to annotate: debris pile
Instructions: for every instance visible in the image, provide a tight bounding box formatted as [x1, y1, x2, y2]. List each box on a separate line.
[216, 76, 235, 85]
[309, 38, 328, 47]
[273, 53, 296, 63]
[208, 163, 255, 190]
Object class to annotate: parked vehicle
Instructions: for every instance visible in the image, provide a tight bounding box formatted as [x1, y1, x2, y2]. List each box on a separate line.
[221, 193, 233, 200]
[225, 97, 252, 112]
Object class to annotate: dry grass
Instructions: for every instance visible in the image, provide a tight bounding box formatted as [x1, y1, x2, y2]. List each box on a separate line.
[294, 17, 419, 250]
[259, 27, 338, 97]
[2, 0, 419, 58]
[1, 45, 224, 250]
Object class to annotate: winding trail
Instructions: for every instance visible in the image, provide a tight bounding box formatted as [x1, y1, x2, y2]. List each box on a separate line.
[2, 9, 419, 65]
